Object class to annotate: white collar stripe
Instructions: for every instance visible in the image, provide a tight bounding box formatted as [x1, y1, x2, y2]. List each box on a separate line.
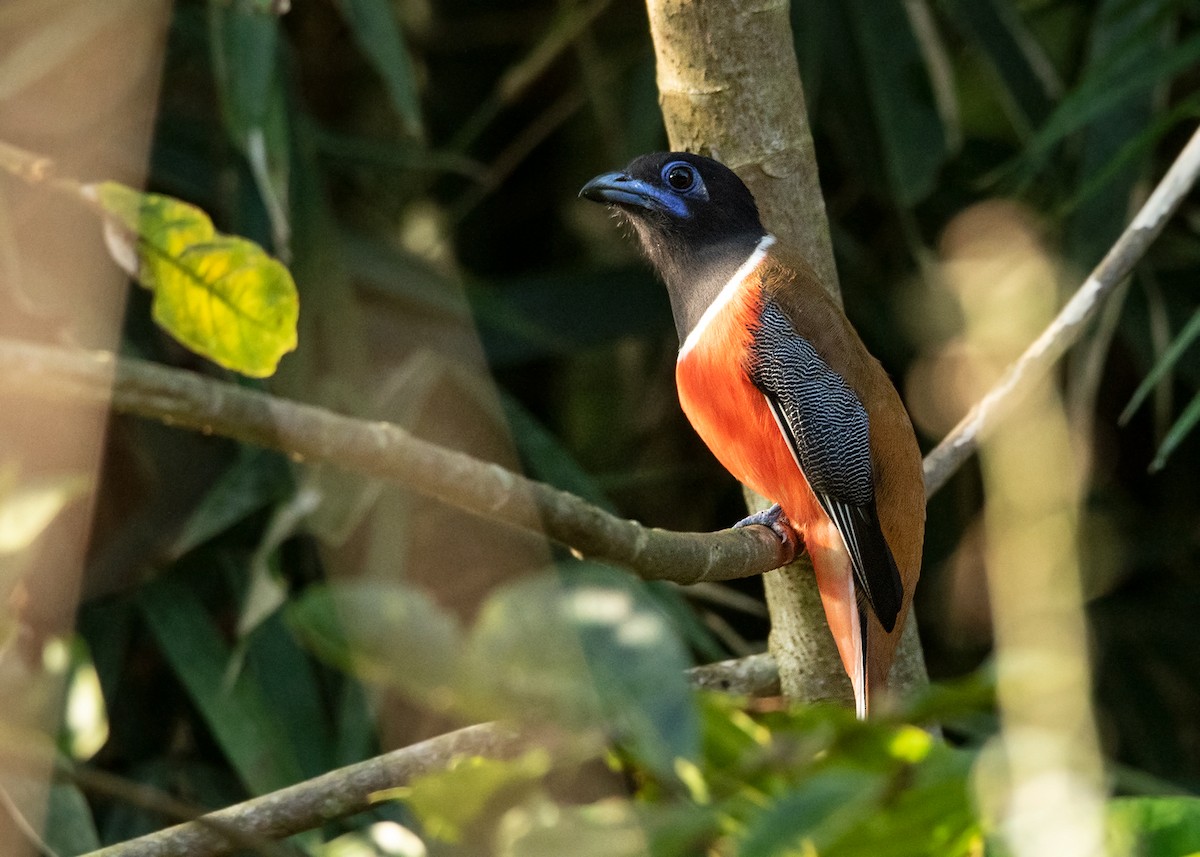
[678, 234, 775, 359]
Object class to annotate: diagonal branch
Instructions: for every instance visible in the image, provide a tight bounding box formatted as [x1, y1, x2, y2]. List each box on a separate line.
[922, 123, 1200, 496]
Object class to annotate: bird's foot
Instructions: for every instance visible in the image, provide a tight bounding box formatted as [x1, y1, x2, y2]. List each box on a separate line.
[734, 503, 796, 549]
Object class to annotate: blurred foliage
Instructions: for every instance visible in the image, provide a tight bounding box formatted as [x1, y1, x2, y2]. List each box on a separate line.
[3, 0, 1195, 852]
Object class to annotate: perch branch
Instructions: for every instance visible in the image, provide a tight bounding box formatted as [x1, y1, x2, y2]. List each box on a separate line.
[0, 340, 793, 584]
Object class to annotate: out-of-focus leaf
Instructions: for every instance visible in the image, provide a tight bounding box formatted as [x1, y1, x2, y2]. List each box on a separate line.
[1066, 0, 1174, 266]
[824, 745, 980, 857]
[334, 679, 376, 768]
[331, 0, 424, 139]
[463, 565, 697, 777]
[379, 750, 551, 843]
[1064, 97, 1200, 220]
[841, 0, 948, 205]
[899, 667, 997, 727]
[42, 782, 101, 856]
[237, 485, 320, 639]
[171, 445, 293, 558]
[1016, 30, 1200, 180]
[943, 0, 1059, 135]
[498, 798, 717, 857]
[244, 612, 333, 778]
[286, 581, 463, 706]
[89, 181, 299, 377]
[313, 127, 484, 178]
[48, 636, 109, 762]
[500, 392, 615, 512]
[1151, 388, 1200, 472]
[1121, 305, 1200, 425]
[739, 769, 884, 857]
[138, 576, 305, 794]
[473, 267, 667, 365]
[209, 0, 291, 254]
[697, 691, 776, 782]
[1107, 796, 1200, 855]
[791, 0, 831, 109]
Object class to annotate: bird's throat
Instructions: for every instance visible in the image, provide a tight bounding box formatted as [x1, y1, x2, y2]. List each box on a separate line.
[668, 234, 773, 353]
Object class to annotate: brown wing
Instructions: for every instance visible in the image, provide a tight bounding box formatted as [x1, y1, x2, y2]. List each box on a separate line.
[758, 246, 926, 687]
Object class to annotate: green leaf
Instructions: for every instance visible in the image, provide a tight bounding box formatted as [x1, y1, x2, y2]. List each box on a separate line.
[138, 576, 305, 794]
[841, 0, 949, 205]
[382, 750, 551, 843]
[739, 769, 884, 857]
[943, 0, 1059, 136]
[1108, 796, 1200, 856]
[462, 565, 698, 777]
[237, 486, 321, 639]
[1121, 305, 1200, 425]
[500, 392, 615, 512]
[496, 388, 736, 677]
[209, 0, 278, 135]
[1065, 0, 1175, 264]
[823, 745, 979, 857]
[286, 581, 463, 706]
[1016, 29, 1200, 181]
[90, 181, 299, 377]
[209, 0, 291, 252]
[1151, 387, 1200, 472]
[243, 612, 334, 778]
[498, 798, 719, 857]
[42, 782, 101, 856]
[171, 445, 293, 558]
[332, 0, 424, 138]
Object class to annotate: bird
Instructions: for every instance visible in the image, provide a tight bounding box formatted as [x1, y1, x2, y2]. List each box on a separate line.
[580, 152, 925, 717]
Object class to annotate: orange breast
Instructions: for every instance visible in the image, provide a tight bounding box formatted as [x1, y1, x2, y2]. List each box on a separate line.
[674, 284, 824, 530]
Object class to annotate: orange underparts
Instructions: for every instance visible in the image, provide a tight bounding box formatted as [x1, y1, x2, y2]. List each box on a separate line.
[675, 276, 863, 692]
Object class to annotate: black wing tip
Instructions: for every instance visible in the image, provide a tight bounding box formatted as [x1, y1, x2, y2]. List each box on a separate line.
[825, 498, 904, 633]
[875, 548, 904, 632]
[876, 597, 899, 633]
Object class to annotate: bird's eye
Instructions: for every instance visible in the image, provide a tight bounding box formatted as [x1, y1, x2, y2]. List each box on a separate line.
[664, 162, 696, 192]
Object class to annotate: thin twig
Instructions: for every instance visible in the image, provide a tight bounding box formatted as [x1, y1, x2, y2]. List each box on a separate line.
[923, 123, 1200, 496]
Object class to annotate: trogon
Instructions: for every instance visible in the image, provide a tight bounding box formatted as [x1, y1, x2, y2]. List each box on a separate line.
[580, 152, 925, 717]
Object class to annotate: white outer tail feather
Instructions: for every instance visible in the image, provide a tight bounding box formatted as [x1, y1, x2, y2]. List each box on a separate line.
[849, 576, 868, 719]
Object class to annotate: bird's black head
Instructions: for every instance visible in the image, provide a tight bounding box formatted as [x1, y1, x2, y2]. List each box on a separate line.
[580, 152, 768, 342]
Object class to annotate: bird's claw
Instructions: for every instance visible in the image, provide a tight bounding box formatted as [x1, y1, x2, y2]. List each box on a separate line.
[734, 503, 796, 549]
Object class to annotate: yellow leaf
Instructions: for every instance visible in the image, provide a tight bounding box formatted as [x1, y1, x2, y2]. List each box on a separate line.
[89, 181, 299, 377]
